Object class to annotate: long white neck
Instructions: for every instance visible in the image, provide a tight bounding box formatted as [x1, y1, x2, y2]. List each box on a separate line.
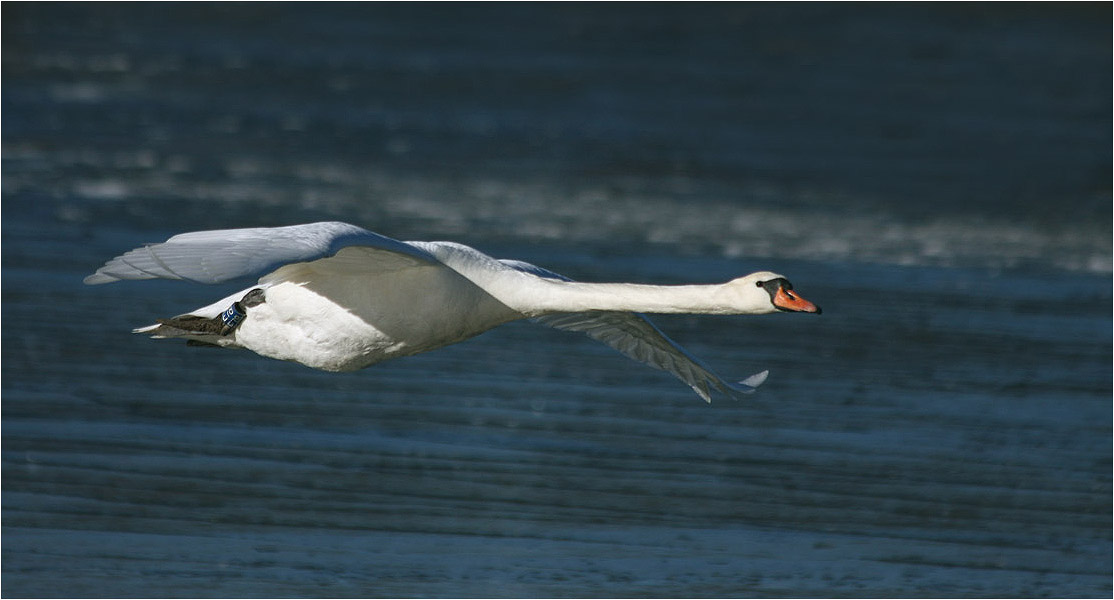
[515, 278, 748, 317]
[414, 242, 775, 318]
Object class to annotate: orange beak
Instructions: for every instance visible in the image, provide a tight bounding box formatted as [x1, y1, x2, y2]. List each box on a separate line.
[774, 286, 821, 314]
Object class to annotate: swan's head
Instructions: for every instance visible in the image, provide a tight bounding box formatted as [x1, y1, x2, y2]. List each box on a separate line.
[727, 271, 822, 315]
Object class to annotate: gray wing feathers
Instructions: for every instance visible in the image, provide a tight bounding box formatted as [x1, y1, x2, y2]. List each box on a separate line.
[84, 222, 437, 285]
[501, 259, 765, 402]
[533, 311, 763, 402]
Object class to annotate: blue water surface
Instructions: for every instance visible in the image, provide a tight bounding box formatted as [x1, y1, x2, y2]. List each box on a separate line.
[3, 4, 1111, 598]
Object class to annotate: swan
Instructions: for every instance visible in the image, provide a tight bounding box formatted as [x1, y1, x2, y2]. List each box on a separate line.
[85, 221, 820, 402]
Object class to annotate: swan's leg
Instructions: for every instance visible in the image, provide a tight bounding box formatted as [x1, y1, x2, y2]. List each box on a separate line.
[218, 288, 266, 335]
[154, 288, 266, 337]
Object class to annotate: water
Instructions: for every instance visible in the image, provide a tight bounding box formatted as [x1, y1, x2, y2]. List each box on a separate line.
[3, 4, 1111, 597]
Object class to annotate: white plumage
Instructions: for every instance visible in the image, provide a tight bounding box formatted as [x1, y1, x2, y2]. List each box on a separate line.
[86, 222, 820, 402]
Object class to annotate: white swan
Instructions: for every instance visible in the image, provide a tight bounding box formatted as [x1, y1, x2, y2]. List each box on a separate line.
[85, 222, 820, 402]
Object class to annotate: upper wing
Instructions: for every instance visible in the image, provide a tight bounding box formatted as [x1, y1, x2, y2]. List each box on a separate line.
[501, 260, 767, 402]
[84, 221, 439, 285]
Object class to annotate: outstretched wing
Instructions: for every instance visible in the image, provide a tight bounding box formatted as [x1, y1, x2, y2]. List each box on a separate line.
[501, 259, 768, 402]
[84, 221, 438, 285]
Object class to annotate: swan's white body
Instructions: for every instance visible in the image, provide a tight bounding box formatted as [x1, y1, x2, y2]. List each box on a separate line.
[86, 222, 820, 402]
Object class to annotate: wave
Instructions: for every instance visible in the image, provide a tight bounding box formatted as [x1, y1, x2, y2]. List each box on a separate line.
[26, 152, 1108, 275]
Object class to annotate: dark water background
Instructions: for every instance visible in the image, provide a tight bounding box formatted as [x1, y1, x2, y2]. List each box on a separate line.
[3, 4, 1111, 597]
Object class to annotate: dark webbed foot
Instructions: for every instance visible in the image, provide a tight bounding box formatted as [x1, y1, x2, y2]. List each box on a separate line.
[154, 288, 267, 338]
